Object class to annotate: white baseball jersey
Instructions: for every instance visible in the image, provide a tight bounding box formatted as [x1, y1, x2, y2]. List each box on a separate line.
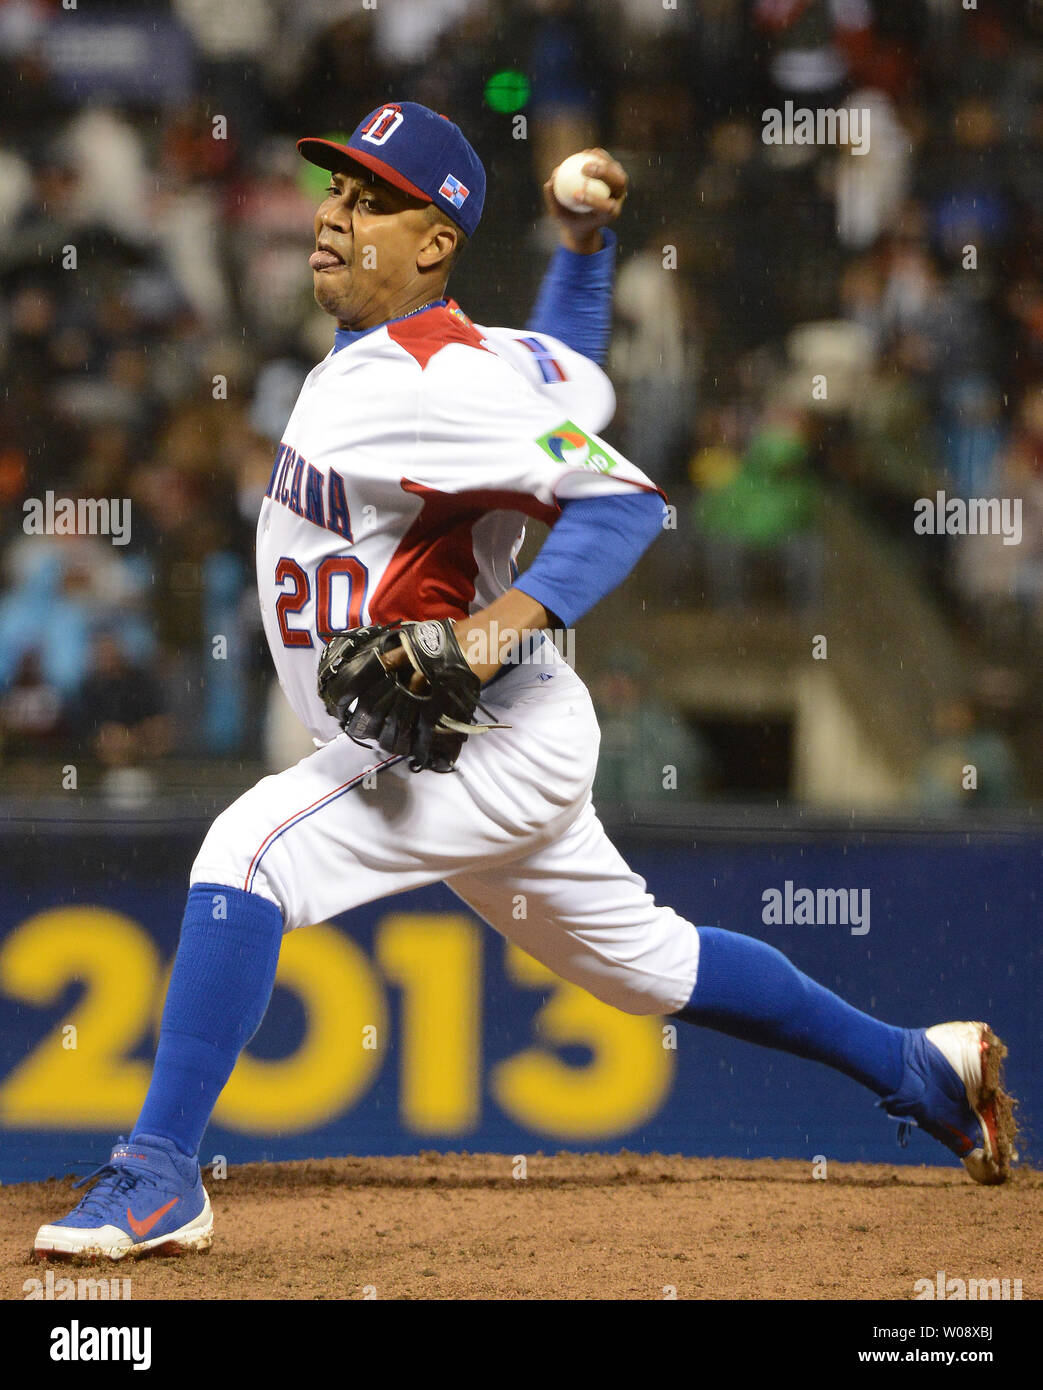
[255, 300, 659, 743]
[194, 297, 699, 1023]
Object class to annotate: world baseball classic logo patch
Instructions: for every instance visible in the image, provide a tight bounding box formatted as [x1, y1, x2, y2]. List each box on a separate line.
[439, 174, 469, 209]
[536, 420, 618, 473]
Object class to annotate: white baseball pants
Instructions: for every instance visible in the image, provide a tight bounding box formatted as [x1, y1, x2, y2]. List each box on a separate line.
[191, 655, 699, 1015]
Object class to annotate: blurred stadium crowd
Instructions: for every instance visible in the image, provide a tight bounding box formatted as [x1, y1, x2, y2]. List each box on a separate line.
[0, 0, 1040, 806]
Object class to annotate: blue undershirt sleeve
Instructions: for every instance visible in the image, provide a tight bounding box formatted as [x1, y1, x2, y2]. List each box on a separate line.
[513, 489, 665, 629]
[525, 228, 617, 365]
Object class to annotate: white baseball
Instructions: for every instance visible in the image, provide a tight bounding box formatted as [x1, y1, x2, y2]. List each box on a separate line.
[552, 153, 612, 213]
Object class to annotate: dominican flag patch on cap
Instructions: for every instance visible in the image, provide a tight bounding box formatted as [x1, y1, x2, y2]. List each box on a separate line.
[439, 173, 469, 208]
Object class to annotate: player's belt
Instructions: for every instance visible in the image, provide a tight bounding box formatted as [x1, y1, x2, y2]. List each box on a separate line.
[483, 631, 547, 689]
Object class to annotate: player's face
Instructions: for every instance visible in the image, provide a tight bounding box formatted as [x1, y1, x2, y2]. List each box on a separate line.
[311, 169, 438, 329]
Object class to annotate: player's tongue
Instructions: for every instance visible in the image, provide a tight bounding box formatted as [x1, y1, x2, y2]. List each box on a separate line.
[310, 249, 344, 271]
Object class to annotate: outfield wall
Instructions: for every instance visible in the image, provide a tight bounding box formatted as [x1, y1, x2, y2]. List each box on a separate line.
[1, 811, 1039, 1183]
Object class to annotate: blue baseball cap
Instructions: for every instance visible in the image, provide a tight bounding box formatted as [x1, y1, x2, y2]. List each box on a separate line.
[297, 101, 486, 238]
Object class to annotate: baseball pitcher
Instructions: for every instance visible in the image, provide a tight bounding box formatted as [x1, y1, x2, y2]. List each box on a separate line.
[35, 104, 1016, 1262]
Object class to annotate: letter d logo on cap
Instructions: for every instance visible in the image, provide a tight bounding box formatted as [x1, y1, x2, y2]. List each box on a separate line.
[360, 105, 405, 146]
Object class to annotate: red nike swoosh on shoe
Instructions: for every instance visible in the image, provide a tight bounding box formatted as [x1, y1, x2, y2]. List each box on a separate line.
[941, 1121, 973, 1155]
[126, 1197, 179, 1238]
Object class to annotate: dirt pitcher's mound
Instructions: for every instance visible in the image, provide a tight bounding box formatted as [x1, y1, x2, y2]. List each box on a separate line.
[4, 1153, 1040, 1300]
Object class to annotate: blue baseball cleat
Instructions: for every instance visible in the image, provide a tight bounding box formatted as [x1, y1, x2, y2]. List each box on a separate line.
[880, 1022, 1018, 1185]
[33, 1135, 213, 1262]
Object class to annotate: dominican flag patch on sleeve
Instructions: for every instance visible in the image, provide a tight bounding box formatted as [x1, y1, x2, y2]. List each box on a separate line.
[439, 174, 470, 209]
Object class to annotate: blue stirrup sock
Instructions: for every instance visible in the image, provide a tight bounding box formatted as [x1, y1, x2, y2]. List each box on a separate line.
[675, 927, 906, 1096]
[133, 883, 283, 1158]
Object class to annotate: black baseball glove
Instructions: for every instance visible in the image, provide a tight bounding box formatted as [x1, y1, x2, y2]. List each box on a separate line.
[316, 620, 507, 773]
